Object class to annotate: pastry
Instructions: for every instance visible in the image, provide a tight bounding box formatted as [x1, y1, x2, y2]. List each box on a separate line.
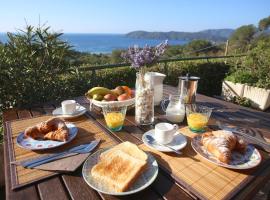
[202, 132, 233, 163]
[201, 130, 247, 164]
[24, 117, 69, 142]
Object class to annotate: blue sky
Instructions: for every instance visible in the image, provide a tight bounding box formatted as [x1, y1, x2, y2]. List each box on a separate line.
[0, 0, 269, 33]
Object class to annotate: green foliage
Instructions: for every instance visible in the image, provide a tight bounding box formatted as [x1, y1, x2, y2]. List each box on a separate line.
[164, 61, 230, 96]
[229, 25, 257, 52]
[230, 96, 252, 108]
[258, 16, 270, 31]
[225, 70, 258, 85]
[163, 45, 184, 58]
[110, 49, 125, 64]
[0, 25, 73, 109]
[225, 36, 270, 89]
[183, 40, 221, 56]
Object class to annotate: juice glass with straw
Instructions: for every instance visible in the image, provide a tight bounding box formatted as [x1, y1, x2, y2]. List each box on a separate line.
[186, 104, 212, 133]
[102, 105, 127, 131]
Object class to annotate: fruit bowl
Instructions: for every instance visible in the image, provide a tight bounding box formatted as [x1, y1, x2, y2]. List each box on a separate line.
[87, 97, 135, 111]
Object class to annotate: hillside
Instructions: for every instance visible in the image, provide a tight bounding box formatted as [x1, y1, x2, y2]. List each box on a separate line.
[126, 29, 234, 42]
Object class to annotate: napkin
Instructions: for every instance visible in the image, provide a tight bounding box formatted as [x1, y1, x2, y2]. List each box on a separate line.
[12, 152, 90, 172]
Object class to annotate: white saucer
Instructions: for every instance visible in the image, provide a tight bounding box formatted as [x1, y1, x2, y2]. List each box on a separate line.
[52, 104, 87, 119]
[142, 129, 187, 152]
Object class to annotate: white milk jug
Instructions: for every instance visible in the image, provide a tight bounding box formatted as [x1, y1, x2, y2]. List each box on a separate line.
[161, 95, 185, 123]
[145, 72, 166, 105]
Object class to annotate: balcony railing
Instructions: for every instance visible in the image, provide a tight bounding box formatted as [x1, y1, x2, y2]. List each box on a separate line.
[78, 54, 246, 78]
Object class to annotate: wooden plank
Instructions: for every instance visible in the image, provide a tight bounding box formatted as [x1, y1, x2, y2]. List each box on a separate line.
[3, 109, 39, 200]
[30, 107, 46, 117]
[17, 109, 32, 119]
[38, 177, 69, 200]
[42, 104, 55, 114]
[152, 171, 193, 200]
[62, 173, 101, 200]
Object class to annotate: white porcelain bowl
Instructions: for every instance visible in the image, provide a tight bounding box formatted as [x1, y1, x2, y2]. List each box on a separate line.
[87, 97, 135, 111]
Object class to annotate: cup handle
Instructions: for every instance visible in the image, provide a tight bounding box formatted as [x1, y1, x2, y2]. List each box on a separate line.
[161, 98, 169, 112]
[173, 124, 179, 132]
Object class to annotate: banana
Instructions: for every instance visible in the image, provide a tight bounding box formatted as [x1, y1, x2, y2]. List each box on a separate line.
[85, 87, 117, 98]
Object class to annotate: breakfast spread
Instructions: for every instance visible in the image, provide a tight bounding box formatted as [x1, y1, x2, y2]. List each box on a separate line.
[91, 141, 148, 192]
[24, 117, 69, 142]
[85, 86, 135, 102]
[201, 130, 247, 164]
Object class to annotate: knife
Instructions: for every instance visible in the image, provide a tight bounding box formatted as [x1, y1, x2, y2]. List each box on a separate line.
[16, 140, 100, 168]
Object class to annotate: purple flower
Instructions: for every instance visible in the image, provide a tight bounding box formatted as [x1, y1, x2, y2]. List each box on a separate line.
[122, 40, 168, 69]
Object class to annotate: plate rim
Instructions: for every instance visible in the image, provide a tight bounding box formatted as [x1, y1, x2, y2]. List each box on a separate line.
[142, 129, 187, 152]
[82, 148, 159, 196]
[16, 123, 78, 150]
[52, 105, 87, 119]
[191, 135, 262, 169]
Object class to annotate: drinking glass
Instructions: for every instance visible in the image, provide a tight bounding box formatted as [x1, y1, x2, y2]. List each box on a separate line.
[102, 106, 127, 131]
[186, 104, 212, 133]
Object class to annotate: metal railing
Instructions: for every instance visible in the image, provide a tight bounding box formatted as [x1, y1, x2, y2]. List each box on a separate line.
[79, 54, 246, 77]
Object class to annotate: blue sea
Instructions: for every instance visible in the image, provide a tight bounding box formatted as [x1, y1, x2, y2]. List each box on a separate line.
[0, 33, 187, 54]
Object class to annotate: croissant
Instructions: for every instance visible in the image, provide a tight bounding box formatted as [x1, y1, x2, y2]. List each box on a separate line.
[24, 117, 69, 142]
[202, 132, 233, 164]
[211, 130, 237, 150]
[201, 130, 247, 164]
[44, 128, 68, 142]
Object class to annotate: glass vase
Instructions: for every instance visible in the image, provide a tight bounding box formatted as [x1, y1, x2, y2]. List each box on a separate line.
[135, 72, 154, 125]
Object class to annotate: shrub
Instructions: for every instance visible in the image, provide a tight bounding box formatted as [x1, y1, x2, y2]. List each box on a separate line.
[0, 25, 73, 109]
[225, 36, 270, 89]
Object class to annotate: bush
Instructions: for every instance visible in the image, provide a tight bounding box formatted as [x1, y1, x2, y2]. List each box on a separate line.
[225, 36, 270, 89]
[0, 25, 74, 109]
[225, 70, 258, 85]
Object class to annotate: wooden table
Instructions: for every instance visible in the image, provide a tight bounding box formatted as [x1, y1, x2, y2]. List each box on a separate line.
[3, 85, 270, 200]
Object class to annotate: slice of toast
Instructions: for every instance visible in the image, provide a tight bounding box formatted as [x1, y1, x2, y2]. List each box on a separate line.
[100, 141, 148, 161]
[91, 150, 147, 192]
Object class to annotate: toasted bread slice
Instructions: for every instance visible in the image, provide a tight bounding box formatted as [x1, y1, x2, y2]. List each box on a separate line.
[100, 141, 148, 161]
[91, 150, 147, 192]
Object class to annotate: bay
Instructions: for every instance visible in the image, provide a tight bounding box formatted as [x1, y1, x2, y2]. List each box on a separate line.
[0, 33, 187, 54]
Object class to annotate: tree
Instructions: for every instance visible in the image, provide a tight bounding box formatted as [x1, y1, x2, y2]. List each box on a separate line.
[229, 25, 257, 51]
[184, 39, 213, 56]
[110, 49, 125, 63]
[259, 16, 270, 31]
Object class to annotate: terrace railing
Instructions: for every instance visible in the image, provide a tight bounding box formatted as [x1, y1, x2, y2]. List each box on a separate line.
[79, 54, 246, 78]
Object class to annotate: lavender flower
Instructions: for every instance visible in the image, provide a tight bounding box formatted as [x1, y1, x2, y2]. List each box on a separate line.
[122, 40, 168, 70]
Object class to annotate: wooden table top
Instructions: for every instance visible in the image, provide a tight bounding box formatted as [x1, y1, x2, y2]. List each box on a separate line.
[3, 85, 270, 200]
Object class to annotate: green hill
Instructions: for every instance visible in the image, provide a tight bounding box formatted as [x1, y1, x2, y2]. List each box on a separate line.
[126, 29, 234, 42]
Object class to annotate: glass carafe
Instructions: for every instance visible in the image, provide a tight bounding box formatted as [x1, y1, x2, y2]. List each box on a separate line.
[161, 95, 185, 123]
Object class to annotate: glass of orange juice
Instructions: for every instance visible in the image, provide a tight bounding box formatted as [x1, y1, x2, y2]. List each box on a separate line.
[186, 104, 212, 133]
[102, 106, 127, 131]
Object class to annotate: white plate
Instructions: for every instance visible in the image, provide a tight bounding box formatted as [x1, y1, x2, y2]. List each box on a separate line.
[88, 97, 135, 108]
[82, 148, 158, 196]
[16, 123, 78, 150]
[52, 105, 87, 119]
[142, 129, 187, 152]
[191, 135, 262, 169]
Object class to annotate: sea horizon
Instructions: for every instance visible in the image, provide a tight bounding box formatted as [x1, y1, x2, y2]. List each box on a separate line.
[0, 32, 187, 54]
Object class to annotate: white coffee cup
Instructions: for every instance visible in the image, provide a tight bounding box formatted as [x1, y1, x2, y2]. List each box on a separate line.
[155, 122, 178, 144]
[62, 100, 77, 115]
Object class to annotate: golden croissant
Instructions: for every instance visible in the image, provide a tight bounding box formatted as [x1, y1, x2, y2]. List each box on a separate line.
[24, 117, 69, 142]
[202, 130, 247, 164]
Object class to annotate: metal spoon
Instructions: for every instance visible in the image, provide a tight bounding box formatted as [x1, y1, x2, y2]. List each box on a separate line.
[146, 135, 182, 155]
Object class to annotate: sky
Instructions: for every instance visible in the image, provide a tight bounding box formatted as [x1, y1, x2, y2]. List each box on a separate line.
[0, 0, 269, 33]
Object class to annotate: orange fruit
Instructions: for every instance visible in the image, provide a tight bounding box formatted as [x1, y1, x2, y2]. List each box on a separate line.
[121, 86, 132, 97]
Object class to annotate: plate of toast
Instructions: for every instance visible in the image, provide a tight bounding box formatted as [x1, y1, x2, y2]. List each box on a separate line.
[16, 117, 78, 150]
[191, 130, 262, 169]
[82, 141, 159, 195]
